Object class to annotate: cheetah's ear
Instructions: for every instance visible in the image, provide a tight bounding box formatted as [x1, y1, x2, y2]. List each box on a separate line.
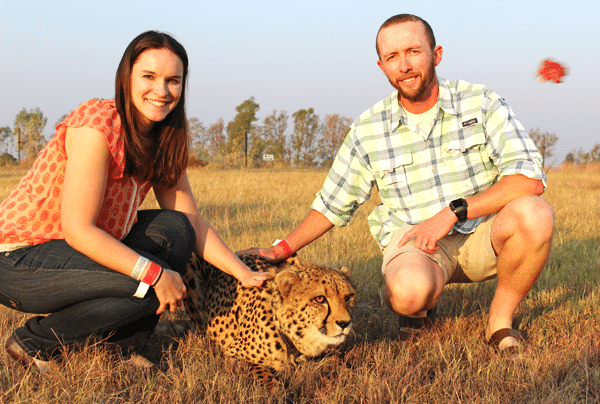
[274, 271, 300, 298]
[274, 254, 300, 272]
[282, 254, 300, 266]
[340, 266, 350, 276]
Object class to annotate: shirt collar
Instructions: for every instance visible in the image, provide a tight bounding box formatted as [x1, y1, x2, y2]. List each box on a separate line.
[437, 77, 459, 117]
[389, 91, 403, 132]
[390, 77, 459, 131]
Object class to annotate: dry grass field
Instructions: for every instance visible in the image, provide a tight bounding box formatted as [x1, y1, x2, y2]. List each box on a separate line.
[0, 165, 598, 403]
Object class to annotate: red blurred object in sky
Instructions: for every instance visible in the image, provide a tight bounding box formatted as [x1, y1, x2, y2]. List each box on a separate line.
[536, 58, 568, 83]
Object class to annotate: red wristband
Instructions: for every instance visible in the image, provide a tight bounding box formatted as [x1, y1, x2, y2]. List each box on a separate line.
[276, 239, 293, 259]
[141, 262, 163, 286]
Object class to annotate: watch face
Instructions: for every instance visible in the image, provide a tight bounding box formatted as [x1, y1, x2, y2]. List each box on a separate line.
[451, 199, 468, 221]
[452, 199, 466, 209]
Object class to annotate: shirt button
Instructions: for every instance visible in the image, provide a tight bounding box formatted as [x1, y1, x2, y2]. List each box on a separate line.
[426, 140, 431, 146]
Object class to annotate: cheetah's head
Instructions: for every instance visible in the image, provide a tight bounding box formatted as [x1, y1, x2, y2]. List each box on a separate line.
[269, 257, 356, 358]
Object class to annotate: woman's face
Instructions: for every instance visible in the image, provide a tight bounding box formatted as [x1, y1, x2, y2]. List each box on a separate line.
[130, 47, 184, 134]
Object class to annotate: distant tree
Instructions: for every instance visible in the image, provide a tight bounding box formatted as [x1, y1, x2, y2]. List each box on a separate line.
[0, 153, 17, 166]
[0, 126, 13, 156]
[206, 118, 226, 158]
[55, 113, 70, 128]
[529, 128, 558, 165]
[564, 144, 600, 165]
[563, 151, 575, 164]
[574, 147, 590, 164]
[318, 114, 352, 166]
[590, 143, 600, 162]
[247, 125, 267, 165]
[291, 108, 320, 167]
[258, 110, 288, 161]
[14, 108, 47, 162]
[188, 117, 208, 162]
[226, 97, 260, 164]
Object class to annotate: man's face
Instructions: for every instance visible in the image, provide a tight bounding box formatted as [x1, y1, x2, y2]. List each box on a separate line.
[376, 21, 443, 112]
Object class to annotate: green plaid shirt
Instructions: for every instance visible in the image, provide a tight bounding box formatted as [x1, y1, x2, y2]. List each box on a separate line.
[311, 78, 546, 249]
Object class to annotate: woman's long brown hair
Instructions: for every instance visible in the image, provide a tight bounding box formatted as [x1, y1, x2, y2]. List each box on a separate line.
[115, 31, 189, 188]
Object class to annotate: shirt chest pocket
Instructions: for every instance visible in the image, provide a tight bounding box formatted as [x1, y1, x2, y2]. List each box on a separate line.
[445, 125, 493, 174]
[373, 153, 416, 209]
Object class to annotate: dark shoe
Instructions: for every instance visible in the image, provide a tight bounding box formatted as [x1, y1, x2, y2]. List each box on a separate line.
[5, 335, 57, 377]
[398, 306, 437, 330]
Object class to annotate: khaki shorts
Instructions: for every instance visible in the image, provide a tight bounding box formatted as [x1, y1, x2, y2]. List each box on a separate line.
[381, 215, 498, 284]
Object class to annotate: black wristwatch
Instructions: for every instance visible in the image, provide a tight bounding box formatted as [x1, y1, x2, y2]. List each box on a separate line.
[449, 198, 468, 222]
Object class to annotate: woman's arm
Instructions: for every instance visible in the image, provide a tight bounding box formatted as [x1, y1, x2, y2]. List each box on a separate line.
[61, 126, 186, 314]
[61, 126, 139, 274]
[153, 173, 270, 288]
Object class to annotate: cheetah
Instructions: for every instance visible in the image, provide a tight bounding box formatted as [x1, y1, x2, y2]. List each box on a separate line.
[182, 253, 356, 390]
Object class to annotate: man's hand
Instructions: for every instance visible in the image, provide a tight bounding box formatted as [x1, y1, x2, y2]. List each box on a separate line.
[397, 207, 458, 253]
[236, 246, 284, 263]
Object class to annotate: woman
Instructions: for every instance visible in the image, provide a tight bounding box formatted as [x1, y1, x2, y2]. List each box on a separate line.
[0, 31, 269, 375]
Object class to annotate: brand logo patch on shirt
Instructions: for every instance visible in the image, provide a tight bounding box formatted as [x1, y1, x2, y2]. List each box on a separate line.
[461, 118, 478, 128]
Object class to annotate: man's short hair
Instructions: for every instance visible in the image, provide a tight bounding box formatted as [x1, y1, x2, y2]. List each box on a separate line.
[376, 14, 436, 59]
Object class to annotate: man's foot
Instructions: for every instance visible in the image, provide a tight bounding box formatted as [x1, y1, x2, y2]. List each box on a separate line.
[5, 335, 59, 377]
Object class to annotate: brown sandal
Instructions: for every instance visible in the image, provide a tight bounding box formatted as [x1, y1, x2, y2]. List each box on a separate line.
[398, 306, 437, 330]
[487, 328, 525, 356]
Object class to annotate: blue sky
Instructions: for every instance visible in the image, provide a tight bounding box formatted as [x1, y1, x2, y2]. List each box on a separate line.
[1, 0, 597, 164]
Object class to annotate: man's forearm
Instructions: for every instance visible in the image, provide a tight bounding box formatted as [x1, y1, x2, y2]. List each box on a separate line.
[278, 209, 334, 255]
[464, 174, 544, 220]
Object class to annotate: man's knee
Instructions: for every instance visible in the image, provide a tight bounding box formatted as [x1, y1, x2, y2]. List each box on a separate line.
[498, 196, 554, 244]
[384, 253, 444, 315]
[385, 283, 431, 316]
[522, 197, 554, 244]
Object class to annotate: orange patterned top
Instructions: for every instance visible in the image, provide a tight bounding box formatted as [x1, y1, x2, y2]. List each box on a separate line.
[0, 99, 153, 246]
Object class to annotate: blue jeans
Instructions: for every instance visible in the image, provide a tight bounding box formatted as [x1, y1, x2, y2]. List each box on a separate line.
[0, 210, 196, 361]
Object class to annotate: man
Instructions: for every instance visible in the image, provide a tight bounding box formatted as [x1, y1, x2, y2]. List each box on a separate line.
[247, 14, 554, 354]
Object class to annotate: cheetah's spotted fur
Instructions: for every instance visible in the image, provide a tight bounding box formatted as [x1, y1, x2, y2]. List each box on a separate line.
[183, 253, 355, 390]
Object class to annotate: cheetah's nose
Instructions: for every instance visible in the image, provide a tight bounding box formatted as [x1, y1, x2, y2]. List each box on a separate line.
[337, 320, 351, 330]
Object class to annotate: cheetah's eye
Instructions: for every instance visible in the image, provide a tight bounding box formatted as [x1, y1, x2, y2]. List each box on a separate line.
[345, 293, 355, 304]
[314, 295, 327, 304]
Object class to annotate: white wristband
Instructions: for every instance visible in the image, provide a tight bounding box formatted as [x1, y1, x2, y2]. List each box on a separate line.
[131, 256, 149, 281]
[133, 281, 150, 298]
